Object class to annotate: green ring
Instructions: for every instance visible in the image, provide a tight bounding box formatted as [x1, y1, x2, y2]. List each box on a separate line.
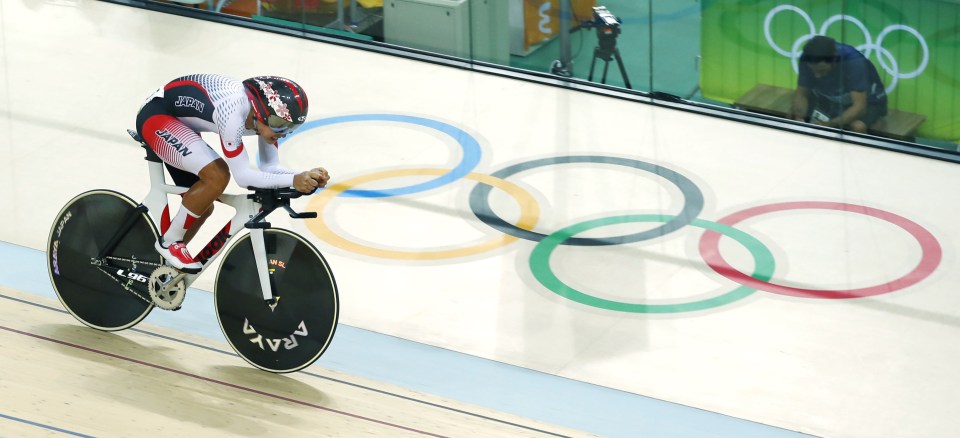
[529, 214, 776, 313]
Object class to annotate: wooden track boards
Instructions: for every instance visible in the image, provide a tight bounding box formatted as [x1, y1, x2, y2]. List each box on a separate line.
[0, 286, 592, 438]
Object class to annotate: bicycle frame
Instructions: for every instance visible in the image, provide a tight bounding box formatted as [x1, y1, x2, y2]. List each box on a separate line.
[132, 130, 288, 302]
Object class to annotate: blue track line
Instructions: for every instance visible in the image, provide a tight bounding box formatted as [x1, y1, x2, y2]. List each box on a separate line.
[0, 412, 95, 438]
[0, 240, 810, 438]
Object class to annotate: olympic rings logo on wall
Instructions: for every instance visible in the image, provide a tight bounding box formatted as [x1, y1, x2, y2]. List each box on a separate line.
[288, 114, 942, 314]
[764, 4, 929, 93]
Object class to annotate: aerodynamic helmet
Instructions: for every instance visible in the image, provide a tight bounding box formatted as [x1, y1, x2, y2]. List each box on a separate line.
[242, 76, 308, 133]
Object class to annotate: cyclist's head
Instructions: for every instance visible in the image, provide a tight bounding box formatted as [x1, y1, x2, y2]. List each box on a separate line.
[243, 76, 308, 134]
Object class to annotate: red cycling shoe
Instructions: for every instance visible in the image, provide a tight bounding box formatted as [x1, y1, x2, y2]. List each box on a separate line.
[155, 240, 202, 274]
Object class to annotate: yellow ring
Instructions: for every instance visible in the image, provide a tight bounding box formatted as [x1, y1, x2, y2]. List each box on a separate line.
[305, 168, 540, 260]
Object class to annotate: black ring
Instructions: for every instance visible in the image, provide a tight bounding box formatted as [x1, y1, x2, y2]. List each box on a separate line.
[469, 155, 705, 246]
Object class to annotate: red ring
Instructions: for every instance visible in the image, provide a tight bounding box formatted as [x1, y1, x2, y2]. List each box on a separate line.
[698, 201, 941, 299]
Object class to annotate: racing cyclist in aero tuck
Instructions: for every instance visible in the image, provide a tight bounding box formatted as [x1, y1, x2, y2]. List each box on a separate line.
[136, 74, 330, 273]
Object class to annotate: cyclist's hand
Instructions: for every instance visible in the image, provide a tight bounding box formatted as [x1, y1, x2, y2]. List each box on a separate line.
[293, 171, 320, 193]
[310, 167, 330, 188]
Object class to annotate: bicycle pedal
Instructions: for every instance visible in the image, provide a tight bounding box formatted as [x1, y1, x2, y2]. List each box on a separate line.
[163, 262, 200, 275]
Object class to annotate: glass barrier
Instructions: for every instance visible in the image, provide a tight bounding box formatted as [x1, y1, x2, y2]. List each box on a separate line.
[696, 0, 958, 148]
[148, 0, 959, 151]
[506, 1, 650, 91]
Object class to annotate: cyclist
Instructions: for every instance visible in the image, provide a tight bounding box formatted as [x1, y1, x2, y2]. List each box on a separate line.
[136, 74, 330, 273]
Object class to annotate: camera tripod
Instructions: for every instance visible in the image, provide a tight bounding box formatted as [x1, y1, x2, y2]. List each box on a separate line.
[588, 32, 632, 89]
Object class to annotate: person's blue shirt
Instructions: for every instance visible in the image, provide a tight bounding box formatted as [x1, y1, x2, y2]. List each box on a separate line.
[798, 42, 888, 113]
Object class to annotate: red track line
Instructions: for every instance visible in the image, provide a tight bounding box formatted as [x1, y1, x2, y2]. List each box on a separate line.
[0, 325, 449, 438]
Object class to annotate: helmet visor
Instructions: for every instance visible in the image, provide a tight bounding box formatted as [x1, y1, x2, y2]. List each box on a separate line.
[266, 114, 302, 134]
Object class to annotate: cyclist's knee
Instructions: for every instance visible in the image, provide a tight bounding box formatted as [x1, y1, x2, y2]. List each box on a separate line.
[200, 159, 230, 192]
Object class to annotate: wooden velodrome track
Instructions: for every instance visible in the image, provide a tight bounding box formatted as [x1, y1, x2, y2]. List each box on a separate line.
[0, 285, 591, 438]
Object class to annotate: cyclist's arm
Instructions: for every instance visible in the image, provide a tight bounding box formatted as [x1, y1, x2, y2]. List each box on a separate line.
[256, 135, 328, 192]
[257, 136, 296, 175]
[218, 110, 295, 189]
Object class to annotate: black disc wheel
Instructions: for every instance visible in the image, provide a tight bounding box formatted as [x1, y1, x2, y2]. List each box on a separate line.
[47, 190, 158, 330]
[215, 228, 339, 373]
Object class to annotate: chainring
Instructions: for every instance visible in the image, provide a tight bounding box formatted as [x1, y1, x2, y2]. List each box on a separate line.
[149, 266, 187, 311]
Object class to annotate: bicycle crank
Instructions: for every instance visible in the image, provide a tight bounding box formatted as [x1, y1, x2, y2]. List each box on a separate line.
[149, 266, 187, 310]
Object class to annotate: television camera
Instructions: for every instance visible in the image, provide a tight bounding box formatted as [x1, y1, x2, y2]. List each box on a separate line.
[582, 6, 622, 40]
[581, 6, 631, 88]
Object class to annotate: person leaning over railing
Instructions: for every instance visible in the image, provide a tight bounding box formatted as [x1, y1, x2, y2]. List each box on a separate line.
[789, 35, 888, 133]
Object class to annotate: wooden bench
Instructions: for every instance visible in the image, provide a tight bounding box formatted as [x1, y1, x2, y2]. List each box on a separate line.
[734, 84, 926, 142]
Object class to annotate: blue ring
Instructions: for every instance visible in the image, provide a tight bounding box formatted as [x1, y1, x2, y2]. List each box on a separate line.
[281, 114, 482, 198]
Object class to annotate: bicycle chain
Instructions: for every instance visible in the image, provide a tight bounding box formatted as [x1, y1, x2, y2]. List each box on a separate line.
[95, 265, 153, 305]
[105, 255, 162, 269]
[97, 255, 164, 306]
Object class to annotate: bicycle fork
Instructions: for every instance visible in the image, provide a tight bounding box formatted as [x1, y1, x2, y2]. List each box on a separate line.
[248, 228, 279, 308]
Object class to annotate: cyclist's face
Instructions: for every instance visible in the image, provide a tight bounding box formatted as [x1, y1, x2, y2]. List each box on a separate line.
[255, 118, 288, 142]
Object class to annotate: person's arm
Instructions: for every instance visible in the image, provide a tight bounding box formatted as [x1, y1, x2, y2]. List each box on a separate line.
[257, 136, 295, 174]
[821, 90, 867, 128]
[224, 139, 323, 192]
[790, 86, 810, 121]
[216, 105, 296, 190]
[256, 136, 330, 192]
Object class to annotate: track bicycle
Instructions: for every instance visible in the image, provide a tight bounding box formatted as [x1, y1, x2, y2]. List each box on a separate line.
[46, 129, 339, 373]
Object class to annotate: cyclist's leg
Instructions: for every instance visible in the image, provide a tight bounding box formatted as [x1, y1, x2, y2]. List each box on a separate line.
[180, 159, 229, 239]
[164, 165, 213, 244]
[137, 106, 223, 272]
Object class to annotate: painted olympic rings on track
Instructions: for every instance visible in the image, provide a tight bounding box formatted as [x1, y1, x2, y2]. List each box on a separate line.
[698, 201, 942, 299]
[284, 114, 482, 198]
[529, 215, 775, 313]
[469, 156, 705, 246]
[293, 114, 942, 313]
[305, 168, 540, 259]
